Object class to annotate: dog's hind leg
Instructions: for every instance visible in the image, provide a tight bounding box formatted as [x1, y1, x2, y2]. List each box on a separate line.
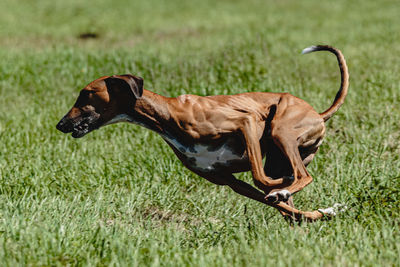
[240, 115, 294, 191]
[263, 140, 297, 219]
[265, 101, 325, 201]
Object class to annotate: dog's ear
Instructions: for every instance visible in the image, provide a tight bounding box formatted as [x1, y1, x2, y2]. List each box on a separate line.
[106, 74, 143, 99]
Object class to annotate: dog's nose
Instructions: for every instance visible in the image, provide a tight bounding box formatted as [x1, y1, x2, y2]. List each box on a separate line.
[56, 117, 73, 133]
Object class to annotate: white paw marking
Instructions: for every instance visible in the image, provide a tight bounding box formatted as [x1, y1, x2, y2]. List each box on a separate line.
[318, 203, 347, 217]
[318, 207, 336, 216]
[268, 189, 291, 201]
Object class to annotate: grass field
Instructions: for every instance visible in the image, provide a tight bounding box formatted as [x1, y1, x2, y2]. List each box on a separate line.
[0, 0, 399, 265]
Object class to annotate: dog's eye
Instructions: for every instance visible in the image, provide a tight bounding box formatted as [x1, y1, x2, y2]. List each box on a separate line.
[75, 90, 93, 107]
[79, 90, 91, 97]
[81, 105, 94, 112]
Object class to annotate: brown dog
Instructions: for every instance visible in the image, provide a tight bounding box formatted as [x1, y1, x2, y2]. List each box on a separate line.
[56, 45, 349, 221]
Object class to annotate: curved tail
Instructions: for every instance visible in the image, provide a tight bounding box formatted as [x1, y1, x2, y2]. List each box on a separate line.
[302, 45, 349, 122]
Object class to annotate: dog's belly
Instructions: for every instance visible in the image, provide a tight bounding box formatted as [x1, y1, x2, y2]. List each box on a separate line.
[162, 135, 248, 172]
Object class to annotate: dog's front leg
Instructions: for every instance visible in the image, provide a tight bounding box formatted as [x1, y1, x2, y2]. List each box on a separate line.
[201, 173, 293, 219]
[202, 173, 322, 221]
[227, 177, 297, 220]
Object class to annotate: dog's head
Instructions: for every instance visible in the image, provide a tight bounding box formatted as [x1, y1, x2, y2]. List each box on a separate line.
[56, 74, 143, 138]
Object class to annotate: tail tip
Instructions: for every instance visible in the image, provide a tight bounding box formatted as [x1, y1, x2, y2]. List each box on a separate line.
[301, 45, 319, 55]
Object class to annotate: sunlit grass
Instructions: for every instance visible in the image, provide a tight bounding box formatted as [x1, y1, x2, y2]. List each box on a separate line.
[0, 0, 399, 265]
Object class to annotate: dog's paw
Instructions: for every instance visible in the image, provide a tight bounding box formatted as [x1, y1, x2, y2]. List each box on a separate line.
[318, 203, 347, 217]
[266, 189, 291, 203]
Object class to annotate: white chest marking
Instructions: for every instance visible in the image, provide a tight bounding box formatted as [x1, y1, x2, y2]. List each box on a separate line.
[104, 114, 134, 125]
[104, 114, 247, 171]
[161, 135, 247, 171]
[104, 114, 151, 130]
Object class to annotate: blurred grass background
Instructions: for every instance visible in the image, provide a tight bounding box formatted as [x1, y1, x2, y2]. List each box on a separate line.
[0, 0, 399, 265]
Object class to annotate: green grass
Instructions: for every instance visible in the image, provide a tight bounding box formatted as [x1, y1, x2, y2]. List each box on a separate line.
[0, 0, 399, 265]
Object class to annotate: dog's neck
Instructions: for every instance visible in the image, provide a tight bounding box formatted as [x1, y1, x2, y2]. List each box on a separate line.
[127, 89, 171, 134]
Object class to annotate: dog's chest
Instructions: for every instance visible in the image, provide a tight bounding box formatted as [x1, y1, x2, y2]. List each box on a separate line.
[161, 135, 248, 172]
[108, 114, 248, 172]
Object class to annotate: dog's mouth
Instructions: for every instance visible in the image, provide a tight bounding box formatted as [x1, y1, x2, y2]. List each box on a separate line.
[72, 121, 94, 138]
[57, 113, 102, 138]
[71, 116, 102, 138]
